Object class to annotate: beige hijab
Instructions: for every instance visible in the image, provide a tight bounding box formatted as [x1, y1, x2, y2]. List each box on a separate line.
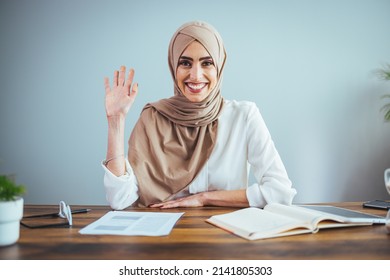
[128, 21, 227, 207]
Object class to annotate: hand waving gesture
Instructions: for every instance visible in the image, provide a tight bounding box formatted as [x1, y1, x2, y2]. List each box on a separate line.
[104, 66, 138, 119]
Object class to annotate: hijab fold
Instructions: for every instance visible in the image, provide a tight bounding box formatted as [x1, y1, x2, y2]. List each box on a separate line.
[128, 21, 227, 207]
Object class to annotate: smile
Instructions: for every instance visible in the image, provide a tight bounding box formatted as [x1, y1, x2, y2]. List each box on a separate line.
[185, 82, 208, 92]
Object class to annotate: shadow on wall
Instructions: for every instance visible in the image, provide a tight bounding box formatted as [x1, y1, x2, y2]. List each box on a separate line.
[340, 83, 390, 202]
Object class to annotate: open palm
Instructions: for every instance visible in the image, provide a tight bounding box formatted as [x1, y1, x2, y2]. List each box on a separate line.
[104, 66, 138, 118]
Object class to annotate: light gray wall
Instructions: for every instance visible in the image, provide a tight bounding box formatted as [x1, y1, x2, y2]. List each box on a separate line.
[1, 0, 389, 205]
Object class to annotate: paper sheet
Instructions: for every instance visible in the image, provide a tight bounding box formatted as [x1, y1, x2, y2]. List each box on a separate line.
[79, 211, 184, 236]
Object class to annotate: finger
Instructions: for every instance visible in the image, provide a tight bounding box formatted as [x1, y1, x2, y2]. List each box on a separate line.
[130, 83, 139, 98]
[162, 198, 187, 209]
[118, 65, 126, 86]
[149, 203, 162, 208]
[124, 68, 135, 92]
[128, 68, 135, 83]
[104, 77, 111, 95]
[113, 70, 119, 86]
[160, 202, 179, 209]
[149, 200, 177, 208]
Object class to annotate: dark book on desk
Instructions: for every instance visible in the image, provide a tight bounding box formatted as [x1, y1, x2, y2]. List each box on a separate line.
[206, 203, 375, 240]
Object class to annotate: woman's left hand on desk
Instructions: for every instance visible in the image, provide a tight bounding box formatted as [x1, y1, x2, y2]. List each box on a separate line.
[149, 193, 205, 209]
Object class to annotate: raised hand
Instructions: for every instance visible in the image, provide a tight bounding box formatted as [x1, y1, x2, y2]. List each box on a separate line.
[104, 66, 138, 118]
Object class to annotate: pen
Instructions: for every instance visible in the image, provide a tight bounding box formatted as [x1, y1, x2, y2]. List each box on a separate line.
[24, 208, 91, 218]
[70, 208, 91, 214]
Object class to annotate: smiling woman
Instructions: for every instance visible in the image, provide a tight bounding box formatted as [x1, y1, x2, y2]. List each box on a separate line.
[102, 21, 296, 209]
[176, 41, 218, 102]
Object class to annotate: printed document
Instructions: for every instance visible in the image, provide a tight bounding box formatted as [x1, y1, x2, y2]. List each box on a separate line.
[79, 211, 184, 236]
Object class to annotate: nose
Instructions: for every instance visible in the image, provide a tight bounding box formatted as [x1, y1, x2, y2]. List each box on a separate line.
[190, 64, 202, 81]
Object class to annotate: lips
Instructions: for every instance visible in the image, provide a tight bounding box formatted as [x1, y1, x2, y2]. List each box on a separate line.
[185, 82, 208, 93]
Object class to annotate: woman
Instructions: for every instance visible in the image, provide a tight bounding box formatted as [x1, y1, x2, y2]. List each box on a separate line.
[103, 21, 296, 209]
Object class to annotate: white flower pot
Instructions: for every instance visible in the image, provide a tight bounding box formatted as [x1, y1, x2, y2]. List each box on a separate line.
[0, 197, 24, 246]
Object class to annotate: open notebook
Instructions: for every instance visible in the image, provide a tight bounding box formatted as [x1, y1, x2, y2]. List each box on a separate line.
[206, 203, 384, 240]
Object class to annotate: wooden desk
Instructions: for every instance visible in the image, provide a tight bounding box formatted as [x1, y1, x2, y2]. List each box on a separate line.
[0, 202, 389, 260]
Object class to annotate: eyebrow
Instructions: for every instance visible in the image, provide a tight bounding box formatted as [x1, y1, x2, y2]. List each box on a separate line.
[179, 56, 213, 61]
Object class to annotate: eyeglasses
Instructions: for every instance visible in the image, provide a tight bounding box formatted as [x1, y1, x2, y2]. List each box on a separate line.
[21, 201, 74, 228]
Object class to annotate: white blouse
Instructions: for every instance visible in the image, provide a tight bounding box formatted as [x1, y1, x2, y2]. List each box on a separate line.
[102, 100, 297, 210]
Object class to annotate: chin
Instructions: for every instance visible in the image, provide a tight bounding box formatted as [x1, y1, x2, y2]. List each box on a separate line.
[185, 95, 207, 103]
[183, 90, 210, 103]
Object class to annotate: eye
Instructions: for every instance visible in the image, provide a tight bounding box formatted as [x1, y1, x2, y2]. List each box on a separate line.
[178, 59, 191, 67]
[202, 60, 214, 67]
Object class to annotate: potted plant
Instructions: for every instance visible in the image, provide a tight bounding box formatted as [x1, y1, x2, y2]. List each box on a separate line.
[376, 64, 390, 198]
[0, 175, 25, 246]
[377, 63, 390, 122]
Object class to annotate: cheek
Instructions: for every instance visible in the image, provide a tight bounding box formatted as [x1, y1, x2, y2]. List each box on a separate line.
[176, 69, 187, 83]
[208, 69, 218, 88]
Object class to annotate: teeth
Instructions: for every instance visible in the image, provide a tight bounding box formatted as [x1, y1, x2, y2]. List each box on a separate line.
[187, 83, 206, 90]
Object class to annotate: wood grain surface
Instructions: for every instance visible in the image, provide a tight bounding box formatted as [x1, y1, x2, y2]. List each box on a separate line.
[1, 202, 389, 260]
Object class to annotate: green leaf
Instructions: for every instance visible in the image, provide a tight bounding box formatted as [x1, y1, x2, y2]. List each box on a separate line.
[0, 175, 26, 201]
[376, 64, 390, 81]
